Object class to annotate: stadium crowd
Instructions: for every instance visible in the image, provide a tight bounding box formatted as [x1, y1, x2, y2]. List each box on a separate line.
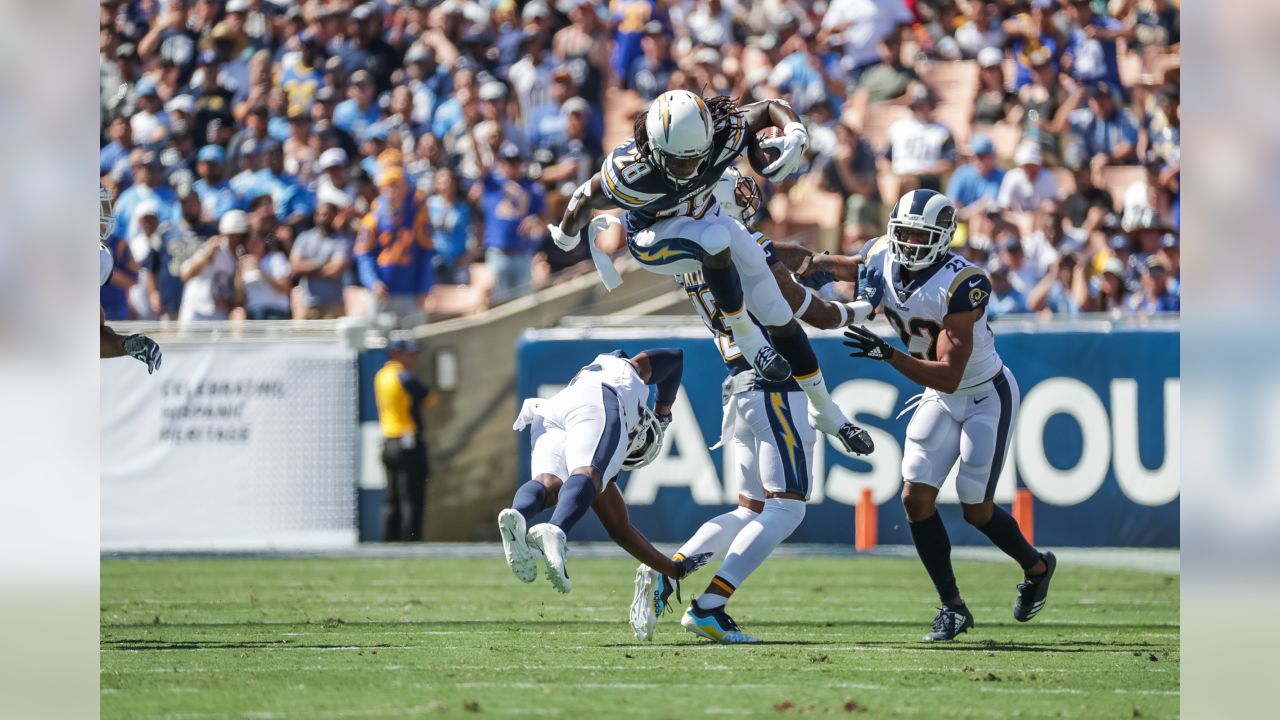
[100, 0, 1179, 324]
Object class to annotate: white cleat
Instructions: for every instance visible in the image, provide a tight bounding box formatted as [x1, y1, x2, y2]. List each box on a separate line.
[630, 565, 659, 641]
[497, 509, 537, 583]
[527, 523, 572, 593]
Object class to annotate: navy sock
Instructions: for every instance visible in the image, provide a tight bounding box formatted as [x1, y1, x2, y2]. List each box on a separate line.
[975, 505, 1042, 572]
[511, 480, 549, 522]
[701, 264, 745, 314]
[909, 511, 960, 604]
[548, 473, 597, 534]
[770, 328, 819, 378]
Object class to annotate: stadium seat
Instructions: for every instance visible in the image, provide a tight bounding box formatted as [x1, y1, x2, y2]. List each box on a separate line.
[603, 88, 648, 154]
[922, 61, 980, 104]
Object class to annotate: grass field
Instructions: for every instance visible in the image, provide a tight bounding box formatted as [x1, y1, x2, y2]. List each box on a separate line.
[101, 551, 1179, 719]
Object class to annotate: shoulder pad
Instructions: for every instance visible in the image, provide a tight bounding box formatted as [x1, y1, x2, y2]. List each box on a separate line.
[601, 142, 665, 209]
[947, 266, 992, 315]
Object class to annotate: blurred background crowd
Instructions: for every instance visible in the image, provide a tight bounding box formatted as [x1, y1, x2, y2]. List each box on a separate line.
[99, 0, 1179, 325]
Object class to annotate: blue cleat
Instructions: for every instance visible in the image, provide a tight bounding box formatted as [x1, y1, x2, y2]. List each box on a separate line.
[681, 600, 761, 644]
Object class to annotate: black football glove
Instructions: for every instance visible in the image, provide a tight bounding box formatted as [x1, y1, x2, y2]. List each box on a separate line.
[123, 334, 162, 374]
[674, 551, 713, 580]
[843, 325, 895, 361]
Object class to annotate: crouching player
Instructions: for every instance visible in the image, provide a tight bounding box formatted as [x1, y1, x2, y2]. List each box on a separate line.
[499, 348, 711, 593]
[843, 189, 1056, 641]
[630, 167, 875, 644]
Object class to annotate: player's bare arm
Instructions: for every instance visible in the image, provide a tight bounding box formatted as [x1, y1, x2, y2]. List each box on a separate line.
[592, 485, 686, 579]
[627, 348, 683, 419]
[557, 174, 615, 239]
[101, 306, 127, 359]
[847, 309, 979, 394]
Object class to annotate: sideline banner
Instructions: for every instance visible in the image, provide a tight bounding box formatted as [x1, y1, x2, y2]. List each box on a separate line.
[101, 342, 358, 550]
[516, 325, 1179, 548]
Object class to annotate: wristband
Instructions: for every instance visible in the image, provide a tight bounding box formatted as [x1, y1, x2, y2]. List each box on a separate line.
[834, 302, 849, 327]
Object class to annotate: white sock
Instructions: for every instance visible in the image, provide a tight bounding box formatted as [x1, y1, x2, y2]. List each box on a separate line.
[677, 507, 758, 561]
[721, 308, 767, 355]
[795, 371, 848, 432]
[696, 499, 806, 608]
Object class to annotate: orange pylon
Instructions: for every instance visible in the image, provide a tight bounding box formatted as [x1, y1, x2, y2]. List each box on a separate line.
[855, 487, 877, 551]
[1013, 488, 1035, 545]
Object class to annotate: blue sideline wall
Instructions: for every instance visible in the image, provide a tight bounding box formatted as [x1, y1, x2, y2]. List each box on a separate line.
[514, 326, 1179, 548]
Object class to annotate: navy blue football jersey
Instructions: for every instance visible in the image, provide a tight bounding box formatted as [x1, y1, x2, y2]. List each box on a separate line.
[601, 109, 751, 232]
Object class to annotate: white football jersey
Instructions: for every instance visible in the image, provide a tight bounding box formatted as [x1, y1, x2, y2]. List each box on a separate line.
[563, 351, 651, 430]
[862, 237, 1003, 392]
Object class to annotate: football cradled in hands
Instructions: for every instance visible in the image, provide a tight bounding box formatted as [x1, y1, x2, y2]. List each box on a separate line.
[747, 126, 782, 175]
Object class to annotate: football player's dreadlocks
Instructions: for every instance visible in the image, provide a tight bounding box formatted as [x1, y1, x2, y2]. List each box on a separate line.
[633, 94, 741, 162]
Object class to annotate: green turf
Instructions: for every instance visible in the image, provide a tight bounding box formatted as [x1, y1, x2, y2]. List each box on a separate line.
[101, 554, 1179, 719]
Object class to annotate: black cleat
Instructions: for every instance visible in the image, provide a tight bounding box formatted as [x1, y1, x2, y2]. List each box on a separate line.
[922, 604, 975, 641]
[751, 346, 792, 383]
[837, 423, 875, 455]
[1014, 551, 1057, 622]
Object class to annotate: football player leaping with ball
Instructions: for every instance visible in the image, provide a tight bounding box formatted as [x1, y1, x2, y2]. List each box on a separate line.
[843, 189, 1056, 641]
[549, 90, 872, 458]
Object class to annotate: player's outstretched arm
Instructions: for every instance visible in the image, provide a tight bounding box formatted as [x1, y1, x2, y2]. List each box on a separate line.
[592, 485, 682, 577]
[766, 253, 872, 330]
[101, 307, 163, 373]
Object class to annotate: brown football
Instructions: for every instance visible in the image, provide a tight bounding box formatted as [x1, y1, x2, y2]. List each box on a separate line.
[747, 126, 782, 175]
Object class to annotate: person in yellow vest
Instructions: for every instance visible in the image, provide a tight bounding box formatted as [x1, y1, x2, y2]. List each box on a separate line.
[374, 331, 435, 541]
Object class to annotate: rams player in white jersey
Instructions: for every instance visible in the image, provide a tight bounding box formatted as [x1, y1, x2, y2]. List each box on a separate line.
[499, 349, 710, 594]
[100, 187, 162, 372]
[843, 189, 1056, 641]
[630, 167, 874, 644]
[548, 90, 871, 458]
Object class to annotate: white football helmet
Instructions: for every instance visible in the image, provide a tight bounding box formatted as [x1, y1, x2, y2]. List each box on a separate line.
[887, 189, 958, 270]
[644, 90, 714, 187]
[100, 186, 115, 242]
[100, 243, 114, 287]
[622, 405, 664, 471]
[712, 166, 762, 224]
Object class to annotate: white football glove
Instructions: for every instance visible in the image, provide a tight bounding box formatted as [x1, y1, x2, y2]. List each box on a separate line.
[547, 223, 582, 252]
[760, 122, 809, 181]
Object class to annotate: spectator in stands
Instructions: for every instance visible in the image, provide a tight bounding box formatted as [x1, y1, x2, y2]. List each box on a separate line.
[821, 121, 882, 247]
[427, 167, 474, 286]
[1029, 252, 1087, 316]
[100, 116, 136, 185]
[629, 21, 677, 102]
[822, 0, 912, 81]
[986, 260, 1031, 318]
[1006, 0, 1068, 90]
[510, 29, 560, 136]
[1086, 255, 1132, 314]
[1066, 81, 1139, 167]
[973, 47, 1014, 126]
[334, 70, 382, 138]
[474, 143, 546, 303]
[292, 197, 353, 319]
[227, 103, 270, 172]
[884, 87, 957, 194]
[315, 147, 353, 199]
[114, 149, 179, 242]
[403, 44, 451, 130]
[1128, 254, 1179, 314]
[148, 187, 209, 321]
[1063, 0, 1130, 94]
[997, 233, 1043, 299]
[375, 332, 434, 542]
[946, 134, 1005, 216]
[1140, 83, 1180, 167]
[538, 97, 604, 189]
[853, 26, 920, 103]
[1023, 199, 1083, 272]
[478, 80, 528, 155]
[1122, 156, 1167, 231]
[1061, 158, 1116, 232]
[554, 0, 610, 107]
[235, 229, 293, 320]
[179, 209, 243, 322]
[999, 141, 1059, 211]
[1011, 47, 1080, 166]
[356, 167, 435, 327]
[954, 0, 1006, 58]
[193, 144, 240, 224]
[611, 0, 659, 89]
